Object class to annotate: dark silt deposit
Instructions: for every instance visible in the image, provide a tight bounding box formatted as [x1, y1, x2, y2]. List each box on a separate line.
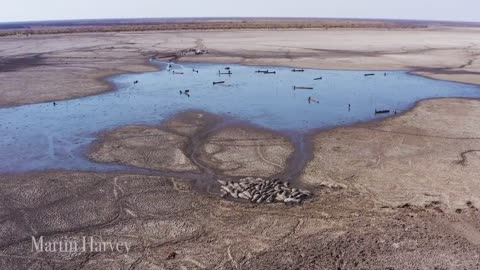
[1, 62, 479, 173]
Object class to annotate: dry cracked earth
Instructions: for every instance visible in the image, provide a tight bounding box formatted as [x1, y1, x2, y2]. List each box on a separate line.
[1, 99, 480, 269]
[3, 27, 480, 108]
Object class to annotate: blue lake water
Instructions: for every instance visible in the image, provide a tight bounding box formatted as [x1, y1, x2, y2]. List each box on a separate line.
[1, 62, 479, 173]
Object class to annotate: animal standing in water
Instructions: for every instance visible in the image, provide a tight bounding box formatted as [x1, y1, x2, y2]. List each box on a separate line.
[308, 97, 319, 104]
[179, 90, 190, 97]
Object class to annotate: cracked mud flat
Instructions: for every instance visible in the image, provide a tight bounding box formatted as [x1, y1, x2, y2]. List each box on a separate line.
[1, 171, 480, 269]
[2, 27, 480, 269]
[3, 27, 480, 107]
[1, 99, 480, 269]
[89, 111, 296, 184]
[301, 98, 480, 210]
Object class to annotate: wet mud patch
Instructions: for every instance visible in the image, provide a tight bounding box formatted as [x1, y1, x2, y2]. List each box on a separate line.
[0, 54, 43, 72]
[88, 111, 300, 191]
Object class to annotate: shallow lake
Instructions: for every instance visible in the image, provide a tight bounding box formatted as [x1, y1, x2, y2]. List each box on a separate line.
[1, 62, 479, 172]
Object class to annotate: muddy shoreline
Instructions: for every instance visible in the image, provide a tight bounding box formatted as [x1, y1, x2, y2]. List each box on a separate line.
[2, 60, 480, 192]
[2, 29, 480, 269]
[2, 27, 480, 108]
[85, 110, 311, 192]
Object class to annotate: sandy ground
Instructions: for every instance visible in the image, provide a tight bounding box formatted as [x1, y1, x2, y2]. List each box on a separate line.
[2, 27, 480, 107]
[90, 125, 200, 173]
[198, 127, 294, 177]
[301, 98, 480, 210]
[89, 99, 480, 213]
[90, 112, 294, 178]
[2, 102, 480, 268]
[2, 27, 480, 269]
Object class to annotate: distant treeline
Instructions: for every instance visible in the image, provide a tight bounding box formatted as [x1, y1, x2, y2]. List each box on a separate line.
[0, 18, 441, 36]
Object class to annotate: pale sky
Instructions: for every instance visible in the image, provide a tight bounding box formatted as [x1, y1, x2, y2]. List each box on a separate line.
[1, 0, 480, 23]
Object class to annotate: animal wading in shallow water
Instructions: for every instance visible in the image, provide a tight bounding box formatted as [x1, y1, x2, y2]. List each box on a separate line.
[179, 90, 191, 97]
[375, 109, 390, 114]
[218, 70, 232, 75]
[308, 97, 319, 104]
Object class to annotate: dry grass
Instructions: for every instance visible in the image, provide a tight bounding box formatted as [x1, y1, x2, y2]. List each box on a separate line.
[0, 19, 424, 37]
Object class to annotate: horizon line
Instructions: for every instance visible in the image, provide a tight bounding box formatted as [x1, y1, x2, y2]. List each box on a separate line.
[1, 16, 480, 25]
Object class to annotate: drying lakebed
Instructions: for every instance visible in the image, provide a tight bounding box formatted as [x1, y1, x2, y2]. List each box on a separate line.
[1, 62, 479, 173]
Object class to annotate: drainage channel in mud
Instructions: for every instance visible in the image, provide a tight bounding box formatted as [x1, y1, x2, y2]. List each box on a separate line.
[180, 113, 315, 192]
[113, 110, 313, 192]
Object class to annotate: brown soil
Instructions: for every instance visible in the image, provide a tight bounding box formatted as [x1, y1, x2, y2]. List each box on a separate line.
[2, 26, 480, 269]
[2, 27, 480, 107]
[90, 111, 295, 180]
[0, 170, 479, 269]
[301, 98, 480, 210]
